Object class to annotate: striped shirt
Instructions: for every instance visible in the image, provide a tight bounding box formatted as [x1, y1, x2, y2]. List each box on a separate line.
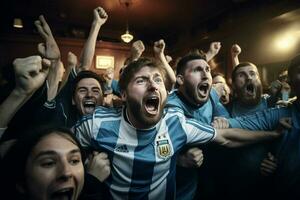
[74, 106, 216, 200]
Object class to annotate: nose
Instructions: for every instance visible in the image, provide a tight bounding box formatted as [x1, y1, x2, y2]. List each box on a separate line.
[57, 161, 72, 181]
[202, 71, 209, 80]
[148, 79, 159, 91]
[86, 89, 93, 97]
[246, 73, 252, 80]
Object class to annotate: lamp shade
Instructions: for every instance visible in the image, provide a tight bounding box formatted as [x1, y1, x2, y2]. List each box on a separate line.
[121, 30, 133, 43]
[13, 18, 23, 28]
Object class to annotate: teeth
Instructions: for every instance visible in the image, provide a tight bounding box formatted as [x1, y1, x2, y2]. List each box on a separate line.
[84, 102, 95, 106]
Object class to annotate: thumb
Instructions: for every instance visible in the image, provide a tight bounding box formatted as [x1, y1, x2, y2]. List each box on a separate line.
[38, 43, 46, 57]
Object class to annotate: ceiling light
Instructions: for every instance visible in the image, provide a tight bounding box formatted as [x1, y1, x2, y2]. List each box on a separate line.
[121, 2, 134, 43]
[121, 30, 133, 43]
[13, 18, 23, 28]
[274, 32, 297, 51]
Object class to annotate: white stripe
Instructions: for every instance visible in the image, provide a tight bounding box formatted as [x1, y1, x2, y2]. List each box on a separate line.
[109, 115, 138, 199]
[148, 120, 172, 200]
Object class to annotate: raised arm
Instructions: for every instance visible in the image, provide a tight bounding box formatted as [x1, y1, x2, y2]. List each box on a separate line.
[124, 40, 145, 66]
[231, 44, 241, 68]
[205, 42, 221, 62]
[77, 7, 108, 72]
[0, 56, 49, 136]
[35, 15, 64, 101]
[153, 39, 176, 89]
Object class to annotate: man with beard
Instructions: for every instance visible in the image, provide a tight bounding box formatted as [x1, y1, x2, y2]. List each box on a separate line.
[213, 54, 300, 199]
[73, 57, 282, 199]
[166, 53, 230, 200]
[218, 61, 278, 199]
[228, 62, 271, 115]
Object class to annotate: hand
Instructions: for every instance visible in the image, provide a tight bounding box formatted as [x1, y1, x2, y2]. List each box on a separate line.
[208, 42, 221, 56]
[86, 151, 111, 182]
[67, 51, 78, 67]
[165, 55, 173, 63]
[177, 147, 204, 168]
[260, 152, 277, 176]
[274, 117, 292, 137]
[93, 7, 108, 26]
[279, 117, 292, 129]
[13, 55, 49, 96]
[212, 117, 229, 129]
[34, 15, 61, 60]
[153, 39, 166, 57]
[131, 40, 145, 61]
[276, 100, 292, 107]
[57, 52, 77, 93]
[231, 44, 241, 57]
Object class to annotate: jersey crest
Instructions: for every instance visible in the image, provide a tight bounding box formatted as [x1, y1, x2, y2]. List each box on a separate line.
[156, 134, 172, 159]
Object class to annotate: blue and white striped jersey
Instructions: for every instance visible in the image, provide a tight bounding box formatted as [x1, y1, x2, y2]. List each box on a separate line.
[74, 106, 216, 200]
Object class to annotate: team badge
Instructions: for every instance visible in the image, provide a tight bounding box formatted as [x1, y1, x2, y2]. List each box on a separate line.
[156, 135, 172, 159]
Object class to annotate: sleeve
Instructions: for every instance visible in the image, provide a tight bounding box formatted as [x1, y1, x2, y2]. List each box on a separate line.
[228, 107, 291, 130]
[74, 114, 95, 148]
[183, 117, 216, 145]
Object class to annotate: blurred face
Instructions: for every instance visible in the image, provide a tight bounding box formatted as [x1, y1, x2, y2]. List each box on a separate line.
[72, 78, 103, 115]
[122, 66, 167, 129]
[25, 133, 84, 200]
[178, 59, 212, 106]
[104, 68, 114, 81]
[233, 65, 262, 106]
[213, 75, 231, 105]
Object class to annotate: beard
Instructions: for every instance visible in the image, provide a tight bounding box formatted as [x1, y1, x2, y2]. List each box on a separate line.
[183, 82, 211, 107]
[126, 96, 166, 129]
[236, 81, 263, 106]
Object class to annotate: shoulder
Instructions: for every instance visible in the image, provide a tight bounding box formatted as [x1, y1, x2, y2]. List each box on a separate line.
[166, 90, 183, 107]
[94, 106, 123, 118]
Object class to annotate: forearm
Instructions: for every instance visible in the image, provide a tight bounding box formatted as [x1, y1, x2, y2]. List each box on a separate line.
[205, 50, 215, 62]
[47, 60, 62, 101]
[231, 55, 239, 67]
[78, 22, 101, 72]
[155, 53, 176, 85]
[217, 128, 280, 148]
[0, 89, 32, 128]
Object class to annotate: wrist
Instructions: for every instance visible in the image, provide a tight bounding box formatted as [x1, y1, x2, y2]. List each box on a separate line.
[12, 87, 34, 99]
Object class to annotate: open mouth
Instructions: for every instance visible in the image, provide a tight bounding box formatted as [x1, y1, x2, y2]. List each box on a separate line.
[198, 83, 209, 98]
[144, 96, 159, 115]
[83, 100, 96, 114]
[245, 83, 255, 95]
[51, 188, 74, 200]
[220, 95, 228, 104]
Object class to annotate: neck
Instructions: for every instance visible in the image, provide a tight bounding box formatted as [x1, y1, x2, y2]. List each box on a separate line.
[125, 108, 145, 129]
[177, 90, 203, 108]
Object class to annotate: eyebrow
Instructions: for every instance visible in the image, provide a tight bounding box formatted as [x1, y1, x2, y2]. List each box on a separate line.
[33, 149, 81, 160]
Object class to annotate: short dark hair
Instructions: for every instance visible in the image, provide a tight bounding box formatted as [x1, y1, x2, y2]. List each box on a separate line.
[118, 57, 166, 92]
[288, 54, 300, 81]
[72, 70, 103, 97]
[231, 62, 258, 82]
[1, 126, 83, 199]
[176, 53, 207, 76]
